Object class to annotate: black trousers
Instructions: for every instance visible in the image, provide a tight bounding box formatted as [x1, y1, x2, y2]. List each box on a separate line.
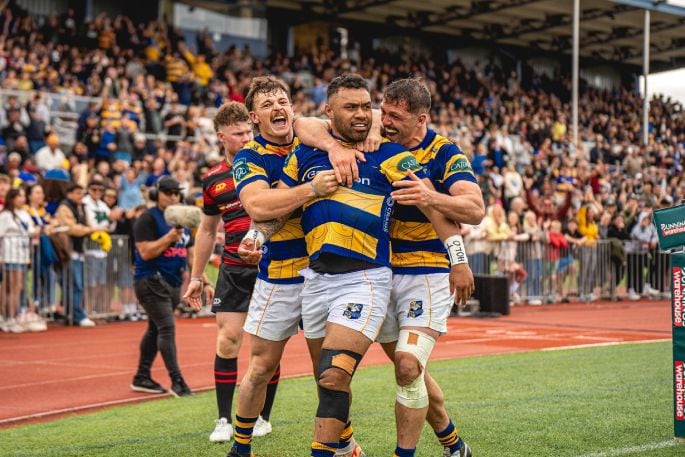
[134, 274, 182, 381]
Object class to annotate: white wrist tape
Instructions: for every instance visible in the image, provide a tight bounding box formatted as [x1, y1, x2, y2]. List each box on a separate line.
[244, 228, 266, 247]
[444, 234, 468, 265]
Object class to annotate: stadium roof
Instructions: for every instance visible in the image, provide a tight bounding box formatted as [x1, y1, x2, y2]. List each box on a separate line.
[263, 0, 685, 71]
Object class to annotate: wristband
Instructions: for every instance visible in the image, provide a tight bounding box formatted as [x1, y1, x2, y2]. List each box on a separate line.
[444, 234, 468, 265]
[309, 180, 321, 197]
[190, 276, 203, 283]
[244, 228, 266, 247]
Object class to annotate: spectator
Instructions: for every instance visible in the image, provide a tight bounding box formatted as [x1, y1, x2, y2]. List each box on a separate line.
[34, 133, 66, 172]
[522, 210, 544, 305]
[0, 187, 35, 333]
[83, 179, 116, 307]
[54, 183, 96, 327]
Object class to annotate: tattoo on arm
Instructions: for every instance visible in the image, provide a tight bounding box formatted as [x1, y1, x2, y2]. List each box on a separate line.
[252, 216, 288, 242]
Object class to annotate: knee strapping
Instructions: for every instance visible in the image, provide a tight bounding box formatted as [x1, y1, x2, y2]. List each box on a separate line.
[317, 348, 362, 378]
[315, 349, 362, 422]
[316, 385, 350, 422]
[395, 329, 436, 409]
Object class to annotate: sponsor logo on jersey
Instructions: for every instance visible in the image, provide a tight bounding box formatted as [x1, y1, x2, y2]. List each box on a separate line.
[449, 156, 473, 173]
[305, 166, 326, 181]
[343, 303, 364, 320]
[408, 300, 424, 318]
[398, 155, 421, 171]
[233, 159, 249, 182]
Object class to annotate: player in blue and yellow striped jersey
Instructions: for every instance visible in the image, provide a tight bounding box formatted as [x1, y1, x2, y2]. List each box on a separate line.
[278, 74, 464, 457]
[226, 77, 366, 457]
[298, 79, 483, 457]
[378, 79, 484, 457]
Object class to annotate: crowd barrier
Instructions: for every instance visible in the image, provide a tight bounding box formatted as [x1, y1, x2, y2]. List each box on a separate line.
[0, 235, 673, 326]
[464, 238, 673, 304]
[0, 234, 135, 325]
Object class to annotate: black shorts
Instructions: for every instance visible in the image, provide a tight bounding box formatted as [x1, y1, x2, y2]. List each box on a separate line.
[212, 263, 258, 313]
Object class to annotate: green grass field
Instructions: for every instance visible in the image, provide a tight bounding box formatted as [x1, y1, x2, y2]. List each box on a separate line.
[3, 341, 683, 457]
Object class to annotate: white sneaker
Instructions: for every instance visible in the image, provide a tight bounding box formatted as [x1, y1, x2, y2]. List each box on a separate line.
[643, 285, 660, 297]
[627, 289, 640, 301]
[78, 318, 96, 327]
[252, 415, 272, 437]
[528, 299, 542, 306]
[6, 318, 25, 333]
[209, 417, 232, 442]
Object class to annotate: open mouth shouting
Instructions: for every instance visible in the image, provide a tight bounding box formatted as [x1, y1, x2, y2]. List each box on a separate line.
[384, 126, 399, 137]
[271, 114, 288, 130]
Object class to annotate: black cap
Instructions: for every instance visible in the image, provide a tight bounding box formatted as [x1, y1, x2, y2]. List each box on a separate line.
[157, 176, 183, 192]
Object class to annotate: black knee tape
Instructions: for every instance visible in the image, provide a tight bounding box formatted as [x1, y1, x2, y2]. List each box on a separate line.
[316, 385, 350, 422]
[317, 348, 363, 378]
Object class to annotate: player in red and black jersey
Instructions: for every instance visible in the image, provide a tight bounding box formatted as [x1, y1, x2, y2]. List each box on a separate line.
[202, 159, 251, 268]
[184, 102, 280, 443]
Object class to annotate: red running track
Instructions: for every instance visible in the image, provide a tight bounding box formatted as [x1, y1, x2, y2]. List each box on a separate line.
[0, 300, 671, 428]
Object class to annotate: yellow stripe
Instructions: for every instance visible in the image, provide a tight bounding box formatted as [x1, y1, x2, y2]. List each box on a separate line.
[304, 187, 384, 217]
[272, 218, 305, 242]
[438, 429, 459, 445]
[424, 274, 433, 327]
[311, 442, 337, 452]
[235, 418, 257, 428]
[392, 251, 448, 269]
[255, 284, 276, 334]
[358, 270, 374, 336]
[306, 222, 378, 260]
[244, 163, 267, 180]
[390, 220, 437, 241]
[339, 424, 353, 440]
[266, 256, 308, 280]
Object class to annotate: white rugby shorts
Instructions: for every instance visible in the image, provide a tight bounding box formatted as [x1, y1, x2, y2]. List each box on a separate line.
[243, 278, 304, 341]
[300, 267, 392, 341]
[377, 273, 452, 343]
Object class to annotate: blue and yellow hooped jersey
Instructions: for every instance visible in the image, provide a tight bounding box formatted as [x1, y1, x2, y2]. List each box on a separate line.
[233, 135, 306, 284]
[280, 137, 426, 269]
[391, 129, 477, 274]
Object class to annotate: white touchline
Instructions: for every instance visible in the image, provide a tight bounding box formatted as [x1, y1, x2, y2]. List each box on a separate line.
[577, 440, 681, 457]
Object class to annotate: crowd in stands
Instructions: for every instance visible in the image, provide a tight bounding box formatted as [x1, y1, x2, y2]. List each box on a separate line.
[0, 3, 683, 331]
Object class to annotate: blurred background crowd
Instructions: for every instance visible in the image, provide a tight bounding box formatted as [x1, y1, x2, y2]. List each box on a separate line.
[0, 2, 682, 332]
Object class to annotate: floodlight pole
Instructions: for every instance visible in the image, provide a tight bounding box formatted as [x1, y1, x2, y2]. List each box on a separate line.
[572, 0, 580, 147]
[643, 9, 650, 146]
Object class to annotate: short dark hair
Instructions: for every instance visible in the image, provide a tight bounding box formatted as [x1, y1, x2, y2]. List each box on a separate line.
[213, 102, 249, 132]
[383, 78, 431, 115]
[66, 183, 83, 193]
[244, 76, 291, 112]
[327, 74, 369, 99]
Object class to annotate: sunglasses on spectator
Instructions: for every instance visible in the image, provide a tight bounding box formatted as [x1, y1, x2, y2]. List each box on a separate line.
[162, 190, 181, 196]
[90, 187, 104, 192]
[104, 193, 117, 199]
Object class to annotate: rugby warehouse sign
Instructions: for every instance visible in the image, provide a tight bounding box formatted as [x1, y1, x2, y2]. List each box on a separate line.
[654, 204, 685, 251]
[674, 253, 685, 438]
[654, 203, 685, 440]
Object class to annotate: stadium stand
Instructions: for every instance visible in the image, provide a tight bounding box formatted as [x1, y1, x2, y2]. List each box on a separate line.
[0, 0, 683, 331]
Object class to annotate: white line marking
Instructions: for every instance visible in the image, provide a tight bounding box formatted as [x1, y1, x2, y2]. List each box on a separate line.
[577, 439, 681, 457]
[541, 339, 670, 351]
[0, 370, 317, 426]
